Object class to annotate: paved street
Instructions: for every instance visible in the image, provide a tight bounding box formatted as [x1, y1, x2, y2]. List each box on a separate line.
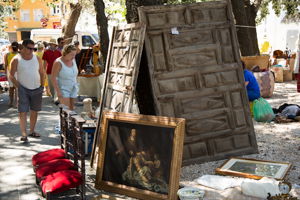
[0, 92, 107, 200]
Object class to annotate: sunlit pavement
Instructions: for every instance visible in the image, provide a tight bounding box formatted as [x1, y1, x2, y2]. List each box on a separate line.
[0, 92, 61, 200]
[0, 91, 135, 200]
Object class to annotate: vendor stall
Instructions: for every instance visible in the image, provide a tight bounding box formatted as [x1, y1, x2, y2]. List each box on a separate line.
[77, 44, 104, 100]
[77, 75, 104, 100]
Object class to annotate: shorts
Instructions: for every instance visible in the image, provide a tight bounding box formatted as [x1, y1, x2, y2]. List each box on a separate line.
[60, 84, 78, 98]
[18, 85, 43, 112]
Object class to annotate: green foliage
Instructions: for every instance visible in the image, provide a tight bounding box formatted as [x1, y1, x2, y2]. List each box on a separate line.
[0, 6, 7, 38]
[0, 0, 21, 38]
[282, 0, 300, 16]
[257, 0, 300, 24]
[105, 0, 126, 22]
[256, 0, 271, 23]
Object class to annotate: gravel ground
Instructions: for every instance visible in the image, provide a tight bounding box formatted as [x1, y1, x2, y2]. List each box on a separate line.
[180, 81, 300, 198]
[90, 81, 300, 200]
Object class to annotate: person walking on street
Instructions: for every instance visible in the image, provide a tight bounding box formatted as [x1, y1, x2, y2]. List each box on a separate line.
[35, 42, 51, 96]
[4, 41, 19, 107]
[51, 44, 78, 110]
[42, 38, 61, 102]
[57, 37, 65, 52]
[9, 39, 45, 143]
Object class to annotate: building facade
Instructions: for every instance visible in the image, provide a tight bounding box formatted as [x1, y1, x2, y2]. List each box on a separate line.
[3, 0, 62, 42]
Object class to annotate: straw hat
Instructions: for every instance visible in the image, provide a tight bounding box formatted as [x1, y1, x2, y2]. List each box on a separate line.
[48, 38, 57, 45]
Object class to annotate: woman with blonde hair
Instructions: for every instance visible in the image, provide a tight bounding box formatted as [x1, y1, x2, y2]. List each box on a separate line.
[51, 44, 78, 110]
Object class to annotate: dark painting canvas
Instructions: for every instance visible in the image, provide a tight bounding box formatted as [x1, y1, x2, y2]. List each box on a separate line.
[103, 121, 174, 194]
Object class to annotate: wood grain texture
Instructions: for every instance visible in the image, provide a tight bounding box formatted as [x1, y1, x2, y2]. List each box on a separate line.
[91, 23, 146, 167]
[138, 1, 258, 165]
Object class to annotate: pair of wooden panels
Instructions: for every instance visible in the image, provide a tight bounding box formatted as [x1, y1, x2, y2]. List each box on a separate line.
[92, 1, 257, 166]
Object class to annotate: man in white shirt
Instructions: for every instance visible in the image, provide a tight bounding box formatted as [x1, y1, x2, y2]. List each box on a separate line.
[9, 39, 45, 143]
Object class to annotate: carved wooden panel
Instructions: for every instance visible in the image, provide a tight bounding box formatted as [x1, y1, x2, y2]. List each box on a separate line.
[91, 23, 146, 166]
[102, 23, 146, 113]
[138, 1, 258, 165]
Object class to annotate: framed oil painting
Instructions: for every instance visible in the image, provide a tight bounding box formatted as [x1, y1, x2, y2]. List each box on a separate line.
[95, 111, 186, 200]
[216, 157, 291, 180]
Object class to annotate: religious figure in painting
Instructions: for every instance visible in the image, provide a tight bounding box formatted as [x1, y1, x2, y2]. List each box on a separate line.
[121, 129, 168, 194]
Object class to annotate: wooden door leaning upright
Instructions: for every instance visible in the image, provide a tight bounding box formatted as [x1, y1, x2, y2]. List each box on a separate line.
[138, 1, 258, 165]
[91, 23, 146, 167]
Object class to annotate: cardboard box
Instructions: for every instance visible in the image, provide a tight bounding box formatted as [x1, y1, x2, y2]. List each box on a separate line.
[241, 55, 270, 70]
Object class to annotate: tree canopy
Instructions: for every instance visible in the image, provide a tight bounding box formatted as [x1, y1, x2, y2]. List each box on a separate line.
[257, 0, 300, 23]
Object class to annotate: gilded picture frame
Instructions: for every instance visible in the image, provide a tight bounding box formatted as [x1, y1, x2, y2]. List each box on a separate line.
[95, 111, 186, 200]
[216, 157, 292, 180]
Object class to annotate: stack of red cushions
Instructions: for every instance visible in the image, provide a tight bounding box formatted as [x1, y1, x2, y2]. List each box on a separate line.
[32, 149, 66, 169]
[32, 148, 83, 196]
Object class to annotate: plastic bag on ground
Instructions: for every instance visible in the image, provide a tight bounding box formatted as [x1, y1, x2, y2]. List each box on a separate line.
[253, 97, 275, 122]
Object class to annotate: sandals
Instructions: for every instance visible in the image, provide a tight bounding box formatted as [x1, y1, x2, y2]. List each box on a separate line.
[29, 132, 41, 138]
[20, 136, 29, 143]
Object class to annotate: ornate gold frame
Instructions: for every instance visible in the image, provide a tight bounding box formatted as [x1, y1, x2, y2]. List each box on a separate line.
[95, 111, 186, 200]
[216, 157, 292, 180]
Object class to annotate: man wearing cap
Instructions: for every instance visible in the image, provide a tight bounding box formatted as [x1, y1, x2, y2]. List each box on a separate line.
[9, 39, 45, 143]
[42, 38, 61, 101]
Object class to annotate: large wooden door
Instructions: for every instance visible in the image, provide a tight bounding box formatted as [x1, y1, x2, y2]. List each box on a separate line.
[101, 23, 146, 113]
[91, 23, 146, 166]
[138, 1, 258, 165]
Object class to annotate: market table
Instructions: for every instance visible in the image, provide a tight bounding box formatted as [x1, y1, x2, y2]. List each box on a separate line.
[77, 74, 104, 100]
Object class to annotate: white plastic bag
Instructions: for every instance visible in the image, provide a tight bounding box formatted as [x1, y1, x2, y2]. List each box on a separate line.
[196, 175, 246, 190]
[241, 177, 281, 198]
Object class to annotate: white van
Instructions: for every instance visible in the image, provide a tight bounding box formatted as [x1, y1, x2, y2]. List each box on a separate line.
[30, 29, 98, 49]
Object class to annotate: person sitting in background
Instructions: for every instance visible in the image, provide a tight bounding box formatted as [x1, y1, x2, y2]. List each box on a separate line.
[242, 61, 261, 101]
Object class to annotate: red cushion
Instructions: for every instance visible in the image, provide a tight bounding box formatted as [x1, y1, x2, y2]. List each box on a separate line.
[41, 170, 83, 194]
[36, 159, 75, 179]
[32, 149, 66, 167]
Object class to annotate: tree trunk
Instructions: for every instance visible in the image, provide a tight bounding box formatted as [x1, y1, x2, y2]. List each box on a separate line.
[245, 2, 260, 55]
[231, 0, 255, 56]
[126, 0, 167, 23]
[62, 3, 82, 44]
[94, 0, 109, 65]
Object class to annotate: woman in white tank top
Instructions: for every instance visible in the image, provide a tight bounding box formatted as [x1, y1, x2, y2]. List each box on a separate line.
[51, 44, 78, 110]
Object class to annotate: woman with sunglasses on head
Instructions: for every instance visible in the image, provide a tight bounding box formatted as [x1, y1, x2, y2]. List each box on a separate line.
[51, 44, 78, 110]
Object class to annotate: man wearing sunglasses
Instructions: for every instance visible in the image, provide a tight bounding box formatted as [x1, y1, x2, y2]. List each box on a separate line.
[57, 37, 65, 52]
[9, 39, 45, 143]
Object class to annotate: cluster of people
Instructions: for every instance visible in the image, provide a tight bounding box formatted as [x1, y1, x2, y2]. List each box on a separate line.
[3, 38, 80, 143]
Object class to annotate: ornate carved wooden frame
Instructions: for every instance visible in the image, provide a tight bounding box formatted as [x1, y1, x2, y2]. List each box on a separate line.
[95, 111, 185, 200]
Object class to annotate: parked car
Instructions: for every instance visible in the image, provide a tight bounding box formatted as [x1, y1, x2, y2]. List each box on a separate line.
[30, 29, 98, 50]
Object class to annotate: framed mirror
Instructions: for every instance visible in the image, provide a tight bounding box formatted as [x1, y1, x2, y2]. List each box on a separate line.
[216, 157, 291, 180]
